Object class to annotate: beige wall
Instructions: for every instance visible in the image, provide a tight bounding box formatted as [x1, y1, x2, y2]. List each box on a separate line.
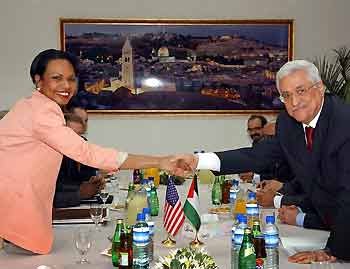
[1, 0, 350, 154]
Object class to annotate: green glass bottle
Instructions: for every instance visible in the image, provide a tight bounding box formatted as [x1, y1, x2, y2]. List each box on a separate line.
[125, 183, 135, 209]
[212, 176, 222, 205]
[112, 219, 124, 267]
[149, 186, 159, 216]
[252, 220, 262, 238]
[239, 228, 256, 269]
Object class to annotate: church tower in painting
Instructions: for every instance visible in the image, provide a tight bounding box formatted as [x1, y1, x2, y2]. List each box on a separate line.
[121, 37, 134, 90]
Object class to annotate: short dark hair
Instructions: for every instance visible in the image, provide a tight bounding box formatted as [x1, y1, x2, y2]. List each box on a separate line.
[248, 115, 267, 127]
[64, 113, 84, 125]
[30, 49, 78, 84]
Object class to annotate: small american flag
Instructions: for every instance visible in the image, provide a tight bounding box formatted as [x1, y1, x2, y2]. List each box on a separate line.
[163, 176, 185, 237]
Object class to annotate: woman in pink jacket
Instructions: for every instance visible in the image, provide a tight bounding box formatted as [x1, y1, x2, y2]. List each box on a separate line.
[0, 49, 186, 254]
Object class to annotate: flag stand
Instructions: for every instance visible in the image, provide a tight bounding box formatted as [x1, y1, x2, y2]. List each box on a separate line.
[189, 230, 203, 249]
[161, 233, 176, 247]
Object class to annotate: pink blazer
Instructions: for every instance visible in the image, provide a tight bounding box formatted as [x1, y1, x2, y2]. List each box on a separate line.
[0, 91, 124, 254]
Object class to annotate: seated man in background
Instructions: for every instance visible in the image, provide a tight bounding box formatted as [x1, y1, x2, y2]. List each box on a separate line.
[53, 112, 104, 208]
[240, 115, 293, 184]
[239, 115, 267, 182]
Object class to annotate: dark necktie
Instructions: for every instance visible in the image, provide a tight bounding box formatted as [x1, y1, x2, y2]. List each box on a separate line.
[305, 126, 314, 151]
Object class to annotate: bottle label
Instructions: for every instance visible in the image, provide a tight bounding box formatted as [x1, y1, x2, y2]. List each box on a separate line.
[133, 226, 150, 245]
[234, 228, 244, 246]
[246, 203, 259, 216]
[147, 221, 155, 236]
[120, 252, 129, 266]
[256, 257, 264, 269]
[264, 232, 279, 248]
[229, 190, 238, 203]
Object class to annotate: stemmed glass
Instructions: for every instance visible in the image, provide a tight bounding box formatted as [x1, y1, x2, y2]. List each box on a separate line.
[99, 185, 110, 209]
[90, 204, 103, 231]
[74, 228, 92, 264]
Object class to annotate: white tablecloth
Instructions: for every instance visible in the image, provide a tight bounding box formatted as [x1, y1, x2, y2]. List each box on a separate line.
[0, 172, 348, 269]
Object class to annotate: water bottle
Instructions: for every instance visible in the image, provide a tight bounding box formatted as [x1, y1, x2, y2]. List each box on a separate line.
[231, 214, 242, 269]
[264, 215, 279, 269]
[246, 191, 259, 227]
[133, 213, 150, 269]
[143, 208, 154, 263]
[232, 215, 248, 269]
[230, 180, 239, 218]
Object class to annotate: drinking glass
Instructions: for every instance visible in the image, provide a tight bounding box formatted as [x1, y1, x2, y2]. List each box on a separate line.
[90, 204, 103, 231]
[74, 228, 92, 264]
[99, 186, 110, 209]
[110, 176, 120, 208]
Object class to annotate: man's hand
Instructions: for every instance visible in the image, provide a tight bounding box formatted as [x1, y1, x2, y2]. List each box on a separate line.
[256, 188, 276, 207]
[79, 182, 100, 199]
[89, 175, 105, 192]
[288, 250, 336, 264]
[257, 179, 283, 192]
[278, 205, 299, 226]
[159, 154, 198, 177]
[239, 172, 254, 182]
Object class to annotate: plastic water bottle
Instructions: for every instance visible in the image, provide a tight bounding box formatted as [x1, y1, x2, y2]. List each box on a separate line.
[232, 215, 248, 269]
[133, 213, 150, 268]
[264, 215, 279, 269]
[246, 191, 259, 227]
[143, 208, 154, 263]
[231, 214, 242, 269]
[230, 180, 239, 217]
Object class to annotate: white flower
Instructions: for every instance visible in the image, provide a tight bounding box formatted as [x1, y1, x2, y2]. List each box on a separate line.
[156, 247, 218, 269]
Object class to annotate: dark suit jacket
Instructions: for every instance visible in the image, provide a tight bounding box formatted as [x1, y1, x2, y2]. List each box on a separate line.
[215, 94, 350, 260]
[53, 156, 97, 208]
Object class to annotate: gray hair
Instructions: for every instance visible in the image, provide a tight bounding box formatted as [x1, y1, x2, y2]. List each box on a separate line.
[276, 60, 321, 92]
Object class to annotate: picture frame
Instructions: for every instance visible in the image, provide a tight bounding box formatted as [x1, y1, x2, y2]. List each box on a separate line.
[60, 18, 294, 114]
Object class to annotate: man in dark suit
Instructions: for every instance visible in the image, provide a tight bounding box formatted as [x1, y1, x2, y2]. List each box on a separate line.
[53, 113, 103, 208]
[184, 60, 349, 262]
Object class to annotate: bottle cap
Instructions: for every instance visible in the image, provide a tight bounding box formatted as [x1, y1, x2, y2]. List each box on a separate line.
[232, 179, 239, 186]
[143, 207, 150, 215]
[236, 213, 243, 221]
[248, 192, 256, 199]
[241, 215, 247, 224]
[266, 215, 275, 224]
[137, 213, 145, 221]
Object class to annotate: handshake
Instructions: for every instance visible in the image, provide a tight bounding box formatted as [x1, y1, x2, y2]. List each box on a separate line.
[159, 153, 199, 177]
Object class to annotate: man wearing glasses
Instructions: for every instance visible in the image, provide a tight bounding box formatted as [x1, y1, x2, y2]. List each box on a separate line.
[183, 60, 350, 263]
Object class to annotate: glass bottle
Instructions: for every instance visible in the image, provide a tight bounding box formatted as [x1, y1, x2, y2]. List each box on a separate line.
[238, 228, 256, 269]
[112, 219, 124, 267]
[149, 186, 159, 216]
[125, 183, 135, 209]
[127, 186, 148, 226]
[253, 235, 267, 269]
[119, 226, 132, 268]
[222, 179, 233, 204]
[212, 176, 222, 206]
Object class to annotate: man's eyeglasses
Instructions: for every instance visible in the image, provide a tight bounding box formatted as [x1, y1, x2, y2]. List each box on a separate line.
[279, 81, 320, 103]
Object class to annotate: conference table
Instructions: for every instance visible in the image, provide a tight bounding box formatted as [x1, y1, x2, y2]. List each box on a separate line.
[0, 172, 348, 269]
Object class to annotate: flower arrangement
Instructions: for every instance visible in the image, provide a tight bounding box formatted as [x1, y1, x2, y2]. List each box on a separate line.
[155, 247, 218, 269]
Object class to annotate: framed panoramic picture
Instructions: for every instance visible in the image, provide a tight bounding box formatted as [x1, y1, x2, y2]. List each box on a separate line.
[60, 18, 294, 114]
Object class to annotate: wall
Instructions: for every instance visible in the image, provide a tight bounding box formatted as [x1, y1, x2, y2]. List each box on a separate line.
[1, 0, 350, 154]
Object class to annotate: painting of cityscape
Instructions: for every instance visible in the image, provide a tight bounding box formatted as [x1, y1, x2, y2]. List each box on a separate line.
[60, 19, 294, 113]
